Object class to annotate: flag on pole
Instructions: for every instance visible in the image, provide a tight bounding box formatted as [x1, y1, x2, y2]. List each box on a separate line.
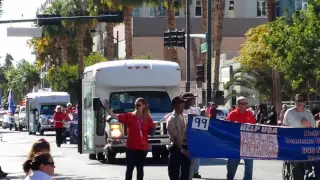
[8, 89, 15, 114]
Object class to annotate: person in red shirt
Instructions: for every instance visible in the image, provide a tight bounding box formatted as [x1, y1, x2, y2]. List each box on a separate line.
[226, 96, 256, 180]
[53, 106, 68, 147]
[65, 103, 73, 114]
[103, 97, 154, 180]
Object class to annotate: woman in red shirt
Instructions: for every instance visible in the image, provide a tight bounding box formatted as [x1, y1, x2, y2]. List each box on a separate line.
[104, 97, 154, 180]
[53, 106, 68, 147]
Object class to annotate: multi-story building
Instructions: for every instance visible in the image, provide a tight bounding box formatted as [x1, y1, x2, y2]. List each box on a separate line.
[279, 0, 308, 16]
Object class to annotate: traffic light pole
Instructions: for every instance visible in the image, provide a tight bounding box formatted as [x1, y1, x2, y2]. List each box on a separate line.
[206, 0, 212, 103]
[185, 0, 191, 92]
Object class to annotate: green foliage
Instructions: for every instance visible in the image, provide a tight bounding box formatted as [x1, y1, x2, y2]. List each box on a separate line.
[267, 0, 320, 92]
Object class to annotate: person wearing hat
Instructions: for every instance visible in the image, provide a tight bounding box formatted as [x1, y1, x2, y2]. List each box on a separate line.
[53, 105, 68, 147]
[167, 96, 190, 180]
[181, 92, 202, 179]
[283, 93, 316, 180]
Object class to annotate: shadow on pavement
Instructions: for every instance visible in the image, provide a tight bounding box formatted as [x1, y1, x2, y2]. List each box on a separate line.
[99, 157, 168, 166]
[3, 174, 25, 180]
[199, 158, 228, 166]
[54, 174, 105, 180]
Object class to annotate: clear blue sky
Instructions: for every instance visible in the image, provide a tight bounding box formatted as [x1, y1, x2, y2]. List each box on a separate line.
[0, 0, 45, 65]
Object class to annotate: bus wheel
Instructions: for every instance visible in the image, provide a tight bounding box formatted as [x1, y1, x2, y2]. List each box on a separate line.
[97, 152, 105, 161]
[89, 153, 96, 160]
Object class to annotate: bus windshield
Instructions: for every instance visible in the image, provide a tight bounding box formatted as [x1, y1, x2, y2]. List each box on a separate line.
[109, 91, 172, 114]
[40, 105, 65, 115]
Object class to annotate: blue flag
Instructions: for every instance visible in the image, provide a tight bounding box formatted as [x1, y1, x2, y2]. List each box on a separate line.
[8, 89, 15, 114]
[187, 115, 320, 161]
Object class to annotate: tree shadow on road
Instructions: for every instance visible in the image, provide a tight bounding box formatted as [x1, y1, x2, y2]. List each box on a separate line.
[99, 157, 167, 166]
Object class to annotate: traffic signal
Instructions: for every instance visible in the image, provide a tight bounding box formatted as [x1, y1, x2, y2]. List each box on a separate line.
[98, 11, 123, 23]
[196, 64, 205, 83]
[163, 29, 185, 48]
[37, 14, 62, 26]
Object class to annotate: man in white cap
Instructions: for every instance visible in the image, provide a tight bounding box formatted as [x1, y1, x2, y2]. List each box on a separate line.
[181, 92, 202, 179]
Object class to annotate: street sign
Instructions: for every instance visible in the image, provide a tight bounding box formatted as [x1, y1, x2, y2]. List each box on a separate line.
[201, 43, 207, 53]
[7, 27, 42, 37]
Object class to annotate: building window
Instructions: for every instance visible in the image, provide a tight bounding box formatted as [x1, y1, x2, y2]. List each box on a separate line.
[295, 0, 308, 11]
[132, 8, 140, 17]
[276, 1, 280, 17]
[175, 9, 180, 16]
[195, 0, 202, 16]
[228, 0, 235, 17]
[257, 1, 267, 17]
[149, 6, 167, 16]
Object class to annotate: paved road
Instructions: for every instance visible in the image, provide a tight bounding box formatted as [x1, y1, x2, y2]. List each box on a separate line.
[0, 129, 283, 180]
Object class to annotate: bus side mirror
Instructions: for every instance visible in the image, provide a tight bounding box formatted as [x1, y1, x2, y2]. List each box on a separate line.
[93, 97, 101, 111]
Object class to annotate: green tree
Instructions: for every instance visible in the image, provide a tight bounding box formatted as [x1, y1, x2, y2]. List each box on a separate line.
[267, 0, 320, 97]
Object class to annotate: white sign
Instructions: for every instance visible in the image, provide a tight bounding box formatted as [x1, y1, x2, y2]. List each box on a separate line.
[7, 27, 42, 38]
[191, 116, 210, 131]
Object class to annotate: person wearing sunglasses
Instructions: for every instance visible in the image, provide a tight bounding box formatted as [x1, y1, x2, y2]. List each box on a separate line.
[24, 153, 55, 180]
[226, 96, 256, 180]
[283, 93, 316, 180]
[103, 97, 154, 180]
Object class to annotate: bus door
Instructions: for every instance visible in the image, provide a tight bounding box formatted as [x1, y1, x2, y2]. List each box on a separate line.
[81, 80, 95, 154]
[26, 98, 37, 133]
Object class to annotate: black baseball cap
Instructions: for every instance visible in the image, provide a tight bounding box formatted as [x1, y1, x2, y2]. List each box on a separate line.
[171, 96, 186, 107]
[181, 92, 197, 100]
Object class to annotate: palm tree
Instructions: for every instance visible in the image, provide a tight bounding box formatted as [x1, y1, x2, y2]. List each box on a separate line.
[267, 0, 282, 113]
[62, 0, 91, 77]
[200, 0, 207, 64]
[0, 0, 3, 16]
[224, 67, 273, 103]
[212, 0, 225, 96]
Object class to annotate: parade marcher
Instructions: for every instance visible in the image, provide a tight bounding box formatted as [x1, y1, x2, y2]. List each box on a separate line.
[23, 139, 51, 176]
[267, 106, 277, 125]
[226, 96, 256, 180]
[279, 104, 287, 125]
[53, 106, 67, 147]
[283, 93, 316, 180]
[24, 153, 55, 180]
[103, 98, 154, 180]
[167, 96, 190, 180]
[181, 92, 202, 179]
[65, 103, 73, 114]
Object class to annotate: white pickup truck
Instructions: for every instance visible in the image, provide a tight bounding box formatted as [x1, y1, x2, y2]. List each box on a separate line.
[14, 106, 26, 131]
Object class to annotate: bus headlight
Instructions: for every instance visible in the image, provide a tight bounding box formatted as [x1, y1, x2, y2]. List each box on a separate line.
[111, 129, 122, 138]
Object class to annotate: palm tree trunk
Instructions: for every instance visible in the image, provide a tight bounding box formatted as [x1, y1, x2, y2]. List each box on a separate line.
[166, 0, 179, 63]
[123, 5, 133, 59]
[212, 0, 225, 93]
[106, 23, 115, 60]
[201, 0, 208, 64]
[267, 0, 282, 114]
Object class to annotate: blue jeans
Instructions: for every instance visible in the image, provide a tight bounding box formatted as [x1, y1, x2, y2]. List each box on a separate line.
[227, 159, 253, 180]
[194, 158, 200, 174]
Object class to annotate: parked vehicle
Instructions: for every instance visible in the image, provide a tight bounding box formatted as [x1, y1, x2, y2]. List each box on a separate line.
[13, 106, 26, 131]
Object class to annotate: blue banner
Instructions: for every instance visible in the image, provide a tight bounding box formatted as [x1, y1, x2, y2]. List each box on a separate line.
[187, 115, 320, 161]
[8, 89, 15, 114]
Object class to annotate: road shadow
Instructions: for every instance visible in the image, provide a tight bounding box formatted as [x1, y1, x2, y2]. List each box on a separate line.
[97, 157, 167, 166]
[54, 174, 105, 180]
[199, 158, 228, 166]
[2, 174, 25, 180]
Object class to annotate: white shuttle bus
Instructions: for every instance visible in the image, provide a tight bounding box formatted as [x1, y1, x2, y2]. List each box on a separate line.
[26, 91, 70, 135]
[81, 59, 181, 163]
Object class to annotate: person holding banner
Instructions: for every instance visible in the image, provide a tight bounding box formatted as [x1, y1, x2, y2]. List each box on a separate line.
[283, 93, 317, 180]
[226, 96, 256, 180]
[167, 96, 190, 180]
[181, 92, 202, 179]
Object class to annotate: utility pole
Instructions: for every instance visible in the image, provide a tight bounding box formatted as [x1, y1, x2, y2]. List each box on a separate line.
[185, 0, 191, 92]
[206, 0, 212, 103]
